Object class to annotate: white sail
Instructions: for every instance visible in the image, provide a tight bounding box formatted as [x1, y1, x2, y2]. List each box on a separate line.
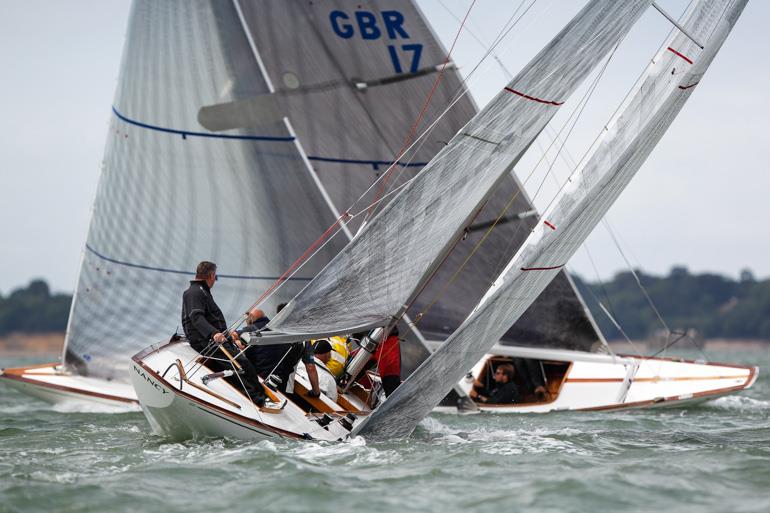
[266, 0, 654, 339]
[356, 0, 748, 439]
[60, 1, 492, 381]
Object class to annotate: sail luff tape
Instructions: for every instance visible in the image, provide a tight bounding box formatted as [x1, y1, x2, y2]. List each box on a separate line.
[504, 87, 564, 106]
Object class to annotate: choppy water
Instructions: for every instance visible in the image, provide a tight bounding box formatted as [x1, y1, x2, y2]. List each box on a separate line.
[1, 349, 769, 513]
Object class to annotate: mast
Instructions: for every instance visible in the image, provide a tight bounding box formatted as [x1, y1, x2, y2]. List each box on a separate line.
[264, 0, 654, 340]
[356, 0, 748, 439]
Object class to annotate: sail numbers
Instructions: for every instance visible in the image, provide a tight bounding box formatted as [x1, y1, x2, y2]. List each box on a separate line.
[329, 10, 423, 74]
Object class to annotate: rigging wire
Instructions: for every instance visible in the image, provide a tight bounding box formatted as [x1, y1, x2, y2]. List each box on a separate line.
[363, 0, 478, 223]
[235, 0, 542, 318]
[409, 39, 622, 324]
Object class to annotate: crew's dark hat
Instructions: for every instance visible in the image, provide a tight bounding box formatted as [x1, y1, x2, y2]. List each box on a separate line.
[314, 339, 332, 354]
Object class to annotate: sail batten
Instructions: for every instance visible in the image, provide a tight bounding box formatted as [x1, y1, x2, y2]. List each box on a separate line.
[268, 0, 653, 340]
[356, 0, 748, 439]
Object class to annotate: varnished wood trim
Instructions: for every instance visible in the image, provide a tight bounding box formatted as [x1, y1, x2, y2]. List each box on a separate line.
[1, 362, 62, 376]
[0, 372, 137, 404]
[566, 374, 749, 384]
[132, 358, 304, 440]
[577, 365, 757, 412]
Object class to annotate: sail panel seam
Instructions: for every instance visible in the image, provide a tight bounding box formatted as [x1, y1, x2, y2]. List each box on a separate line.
[84, 245, 312, 281]
[112, 107, 423, 169]
[666, 46, 694, 64]
[503, 87, 564, 106]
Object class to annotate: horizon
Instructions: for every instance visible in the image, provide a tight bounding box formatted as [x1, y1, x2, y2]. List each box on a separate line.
[4, 263, 766, 297]
[1, 1, 768, 295]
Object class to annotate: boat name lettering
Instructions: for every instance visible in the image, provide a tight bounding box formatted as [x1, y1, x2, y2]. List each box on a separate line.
[133, 365, 169, 394]
[329, 10, 422, 74]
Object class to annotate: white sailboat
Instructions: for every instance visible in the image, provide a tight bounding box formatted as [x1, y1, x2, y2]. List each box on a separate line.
[1, 0, 603, 412]
[1, 0, 477, 408]
[131, 0, 755, 440]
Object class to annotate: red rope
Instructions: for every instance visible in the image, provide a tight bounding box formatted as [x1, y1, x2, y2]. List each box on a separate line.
[366, 0, 477, 219]
[249, 212, 350, 309]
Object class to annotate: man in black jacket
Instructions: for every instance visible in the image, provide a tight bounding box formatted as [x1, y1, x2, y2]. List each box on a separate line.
[470, 363, 520, 404]
[181, 261, 266, 406]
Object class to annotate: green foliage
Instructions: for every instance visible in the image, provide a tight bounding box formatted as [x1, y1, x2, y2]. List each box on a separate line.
[573, 267, 770, 340]
[0, 280, 72, 335]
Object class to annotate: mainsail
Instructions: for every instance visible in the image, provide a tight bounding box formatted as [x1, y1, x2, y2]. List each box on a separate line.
[63, 0, 606, 380]
[266, 0, 653, 339]
[357, 0, 748, 438]
[233, 1, 605, 354]
[63, 1, 348, 379]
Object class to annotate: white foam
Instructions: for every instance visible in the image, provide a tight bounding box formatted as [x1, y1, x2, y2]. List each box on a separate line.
[51, 401, 141, 414]
[707, 395, 770, 412]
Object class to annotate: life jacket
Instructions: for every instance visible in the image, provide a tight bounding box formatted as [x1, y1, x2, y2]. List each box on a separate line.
[311, 336, 349, 378]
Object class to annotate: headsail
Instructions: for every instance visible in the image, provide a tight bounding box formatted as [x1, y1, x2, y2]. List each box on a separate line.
[267, 0, 653, 339]
[356, 0, 748, 439]
[233, 1, 604, 360]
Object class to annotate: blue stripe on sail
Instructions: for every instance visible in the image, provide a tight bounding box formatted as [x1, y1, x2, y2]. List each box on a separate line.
[112, 107, 296, 142]
[111, 107, 428, 170]
[306, 155, 426, 170]
[85, 245, 312, 281]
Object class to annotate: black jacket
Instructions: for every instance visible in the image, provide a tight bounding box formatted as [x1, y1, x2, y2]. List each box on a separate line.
[181, 280, 227, 351]
[485, 381, 520, 404]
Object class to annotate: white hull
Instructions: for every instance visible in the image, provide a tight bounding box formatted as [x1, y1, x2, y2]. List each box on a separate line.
[0, 363, 139, 411]
[131, 339, 370, 441]
[435, 346, 757, 414]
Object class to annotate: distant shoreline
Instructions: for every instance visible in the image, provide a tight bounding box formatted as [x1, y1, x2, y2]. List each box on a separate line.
[0, 332, 768, 358]
[0, 332, 63, 357]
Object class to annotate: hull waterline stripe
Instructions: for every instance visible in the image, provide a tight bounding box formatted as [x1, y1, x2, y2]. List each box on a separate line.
[504, 87, 564, 106]
[85, 245, 312, 281]
[566, 374, 749, 384]
[112, 107, 426, 170]
[666, 47, 694, 64]
[0, 372, 138, 404]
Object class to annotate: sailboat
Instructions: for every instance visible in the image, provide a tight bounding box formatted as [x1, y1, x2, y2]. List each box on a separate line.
[1, 0, 605, 411]
[131, 0, 754, 441]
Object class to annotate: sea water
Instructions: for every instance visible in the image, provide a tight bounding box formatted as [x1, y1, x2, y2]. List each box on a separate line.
[1, 348, 768, 513]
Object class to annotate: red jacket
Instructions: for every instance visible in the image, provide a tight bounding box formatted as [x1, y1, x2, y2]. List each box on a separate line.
[372, 334, 401, 378]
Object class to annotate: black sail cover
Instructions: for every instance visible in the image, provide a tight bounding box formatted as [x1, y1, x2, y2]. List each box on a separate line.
[63, 0, 600, 381]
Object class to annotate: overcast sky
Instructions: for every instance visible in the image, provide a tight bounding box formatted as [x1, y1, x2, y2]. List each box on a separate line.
[1, 1, 768, 295]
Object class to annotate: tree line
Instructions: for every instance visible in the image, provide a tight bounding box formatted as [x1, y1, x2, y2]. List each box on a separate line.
[1, 269, 768, 340]
[572, 267, 770, 341]
[0, 280, 72, 336]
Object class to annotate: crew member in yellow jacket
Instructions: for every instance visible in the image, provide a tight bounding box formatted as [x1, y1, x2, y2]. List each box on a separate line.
[311, 336, 349, 378]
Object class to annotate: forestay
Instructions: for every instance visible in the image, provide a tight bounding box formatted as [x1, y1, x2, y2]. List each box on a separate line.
[267, 0, 653, 339]
[357, 0, 748, 439]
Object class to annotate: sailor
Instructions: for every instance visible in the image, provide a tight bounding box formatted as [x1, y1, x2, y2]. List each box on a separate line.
[241, 303, 323, 397]
[181, 261, 267, 406]
[310, 339, 338, 401]
[470, 363, 520, 404]
[313, 335, 349, 379]
[373, 326, 401, 397]
[351, 327, 401, 397]
[513, 358, 549, 401]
